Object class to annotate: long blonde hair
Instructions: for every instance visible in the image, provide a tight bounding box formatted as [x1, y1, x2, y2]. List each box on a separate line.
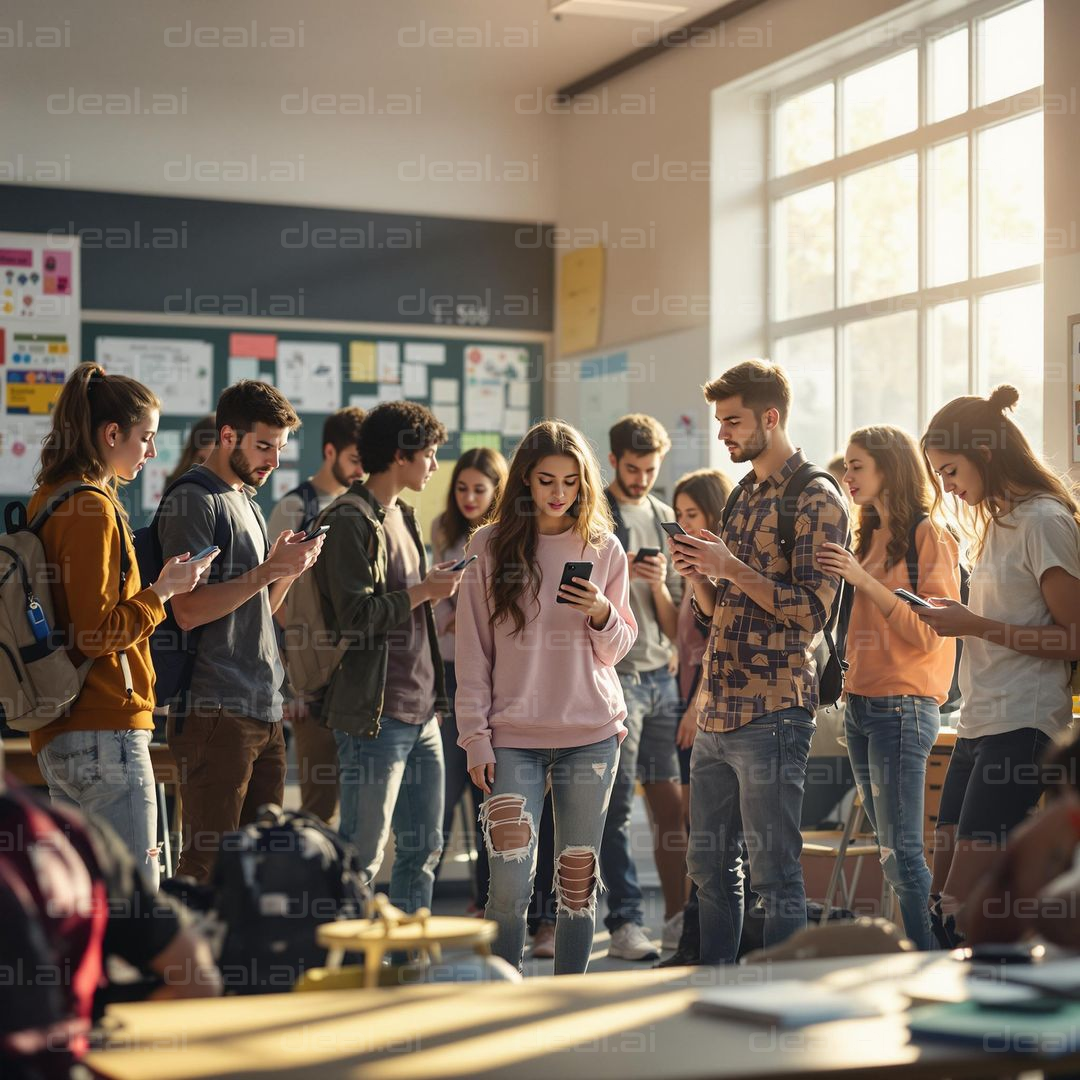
[922, 385, 1080, 561]
[487, 421, 612, 636]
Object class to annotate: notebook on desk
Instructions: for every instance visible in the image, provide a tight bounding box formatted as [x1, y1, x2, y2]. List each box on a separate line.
[909, 1000, 1080, 1056]
[693, 980, 882, 1027]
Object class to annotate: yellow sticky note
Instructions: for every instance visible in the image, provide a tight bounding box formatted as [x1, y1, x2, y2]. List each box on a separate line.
[349, 341, 377, 383]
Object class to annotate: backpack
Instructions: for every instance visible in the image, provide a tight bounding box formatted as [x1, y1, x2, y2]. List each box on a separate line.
[213, 805, 370, 995]
[134, 470, 231, 710]
[902, 514, 970, 715]
[288, 479, 321, 535]
[0, 779, 109, 1066]
[721, 462, 849, 708]
[0, 484, 129, 732]
[603, 489, 669, 553]
[281, 490, 377, 696]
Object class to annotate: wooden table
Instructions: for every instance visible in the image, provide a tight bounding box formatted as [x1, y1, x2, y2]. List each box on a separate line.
[87, 952, 1080, 1080]
[2, 736, 182, 876]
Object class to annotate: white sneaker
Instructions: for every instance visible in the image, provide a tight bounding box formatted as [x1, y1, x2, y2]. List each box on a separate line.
[661, 912, 684, 952]
[608, 923, 660, 961]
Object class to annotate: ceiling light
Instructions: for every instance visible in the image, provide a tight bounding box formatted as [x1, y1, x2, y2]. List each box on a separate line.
[549, 0, 689, 21]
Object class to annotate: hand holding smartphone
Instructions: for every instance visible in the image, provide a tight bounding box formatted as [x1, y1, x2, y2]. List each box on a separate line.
[189, 544, 220, 562]
[894, 588, 932, 608]
[634, 546, 662, 564]
[295, 524, 330, 543]
[451, 554, 479, 572]
[556, 561, 594, 604]
[660, 521, 688, 540]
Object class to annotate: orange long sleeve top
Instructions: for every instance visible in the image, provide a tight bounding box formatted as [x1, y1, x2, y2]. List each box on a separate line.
[843, 520, 961, 705]
[27, 477, 166, 753]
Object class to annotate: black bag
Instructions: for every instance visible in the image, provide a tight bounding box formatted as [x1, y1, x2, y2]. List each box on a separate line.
[721, 462, 849, 708]
[214, 806, 370, 995]
[287, 479, 321, 535]
[133, 470, 231, 710]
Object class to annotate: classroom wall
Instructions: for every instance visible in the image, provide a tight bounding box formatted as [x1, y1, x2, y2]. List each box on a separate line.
[0, 0, 558, 224]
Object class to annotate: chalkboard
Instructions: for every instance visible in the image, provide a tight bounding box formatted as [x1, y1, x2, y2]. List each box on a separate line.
[0, 320, 544, 534]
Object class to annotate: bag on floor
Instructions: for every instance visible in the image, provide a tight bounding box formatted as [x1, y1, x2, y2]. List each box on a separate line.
[0, 484, 126, 732]
[214, 806, 370, 994]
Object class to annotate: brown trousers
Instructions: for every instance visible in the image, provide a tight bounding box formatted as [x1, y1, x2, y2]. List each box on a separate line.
[292, 706, 340, 825]
[167, 707, 286, 884]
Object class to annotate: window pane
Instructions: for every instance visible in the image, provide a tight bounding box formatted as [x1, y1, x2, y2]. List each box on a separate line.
[774, 329, 835, 467]
[775, 83, 835, 176]
[841, 51, 918, 153]
[977, 284, 1044, 437]
[976, 113, 1043, 276]
[929, 28, 969, 123]
[928, 137, 969, 287]
[928, 300, 970, 411]
[844, 312, 919, 433]
[774, 182, 835, 319]
[842, 155, 918, 305]
[978, 0, 1043, 106]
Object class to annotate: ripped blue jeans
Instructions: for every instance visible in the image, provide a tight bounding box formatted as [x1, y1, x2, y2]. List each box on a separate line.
[481, 736, 619, 975]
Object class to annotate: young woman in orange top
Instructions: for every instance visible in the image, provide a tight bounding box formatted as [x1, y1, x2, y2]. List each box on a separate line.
[29, 363, 215, 888]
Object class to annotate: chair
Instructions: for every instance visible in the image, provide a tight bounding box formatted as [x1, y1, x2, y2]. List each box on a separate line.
[802, 792, 893, 923]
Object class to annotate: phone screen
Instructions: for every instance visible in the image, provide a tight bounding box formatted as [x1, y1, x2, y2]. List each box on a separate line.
[660, 520, 687, 538]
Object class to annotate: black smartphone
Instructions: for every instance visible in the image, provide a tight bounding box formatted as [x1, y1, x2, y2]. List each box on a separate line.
[451, 554, 478, 571]
[298, 524, 330, 543]
[660, 520, 687, 538]
[190, 544, 220, 561]
[894, 588, 932, 608]
[556, 561, 593, 604]
[634, 546, 662, 563]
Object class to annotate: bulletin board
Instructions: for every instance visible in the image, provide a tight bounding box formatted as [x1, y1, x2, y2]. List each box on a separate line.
[0, 320, 545, 537]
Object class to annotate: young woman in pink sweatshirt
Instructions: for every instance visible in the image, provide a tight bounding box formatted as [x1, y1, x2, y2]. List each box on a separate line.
[454, 420, 638, 974]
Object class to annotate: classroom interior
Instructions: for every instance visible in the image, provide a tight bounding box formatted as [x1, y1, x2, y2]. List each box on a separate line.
[4, 0, 1080, 1076]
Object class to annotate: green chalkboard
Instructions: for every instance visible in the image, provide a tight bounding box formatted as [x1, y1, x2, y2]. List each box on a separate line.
[0, 320, 544, 529]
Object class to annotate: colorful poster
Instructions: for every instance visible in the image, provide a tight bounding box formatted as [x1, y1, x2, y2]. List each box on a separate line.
[0, 415, 50, 495]
[5, 369, 65, 414]
[228, 332, 277, 360]
[42, 251, 72, 296]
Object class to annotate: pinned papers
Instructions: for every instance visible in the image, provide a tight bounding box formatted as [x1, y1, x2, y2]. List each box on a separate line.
[96, 337, 214, 416]
[349, 341, 377, 383]
[276, 341, 342, 412]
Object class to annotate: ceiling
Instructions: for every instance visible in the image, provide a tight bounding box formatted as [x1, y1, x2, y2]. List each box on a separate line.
[3, 0, 728, 99]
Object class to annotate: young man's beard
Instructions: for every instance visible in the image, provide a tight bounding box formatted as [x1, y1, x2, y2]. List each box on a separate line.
[229, 447, 266, 487]
[330, 456, 356, 488]
[729, 423, 769, 462]
[614, 471, 652, 501]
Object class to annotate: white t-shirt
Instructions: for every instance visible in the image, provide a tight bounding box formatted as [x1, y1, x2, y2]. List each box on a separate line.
[959, 495, 1080, 739]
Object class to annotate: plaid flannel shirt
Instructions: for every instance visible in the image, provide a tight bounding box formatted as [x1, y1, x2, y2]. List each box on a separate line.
[694, 451, 849, 732]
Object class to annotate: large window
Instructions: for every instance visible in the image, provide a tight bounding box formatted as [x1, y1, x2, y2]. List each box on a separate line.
[769, 0, 1044, 466]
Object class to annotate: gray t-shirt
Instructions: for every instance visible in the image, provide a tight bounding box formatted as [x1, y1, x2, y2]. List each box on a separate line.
[617, 496, 684, 675]
[959, 495, 1080, 739]
[381, 503, 436, 724]
[158, 465, 284, 722]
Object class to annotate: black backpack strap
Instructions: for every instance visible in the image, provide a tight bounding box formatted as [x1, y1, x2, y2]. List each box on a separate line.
[776, 463, 846, 562]
[291, 480, 321, 535]
[905, 513, 928, 593]
[719, 482, 746, 536]
[604, 488, 630, 552]
[153, 470, 232, 573]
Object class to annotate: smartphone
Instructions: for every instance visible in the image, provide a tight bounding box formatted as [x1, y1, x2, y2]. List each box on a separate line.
[660, 520, 687, 538]
[556, 561, 594, 604]
[451, 553, 479, 571]
[634, 546, 661, 563]
[894, 588, 932, 608]
[190, 544, 220, 561]
[298, 524, 330, 543]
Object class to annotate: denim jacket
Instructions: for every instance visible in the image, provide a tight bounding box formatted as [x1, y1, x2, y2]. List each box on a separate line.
[315, 482, 446, 738]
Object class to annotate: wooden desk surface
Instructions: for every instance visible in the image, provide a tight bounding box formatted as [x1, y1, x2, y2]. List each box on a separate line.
[1, 737, 179, 786]
[88, 953, 1070, 1080]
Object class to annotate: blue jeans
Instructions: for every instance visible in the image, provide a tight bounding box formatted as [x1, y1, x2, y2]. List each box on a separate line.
[335, 717, 444, 913]
[601, 666, 681, 931]
[482, 737, 619, 975]
[688, 708, 814, 964]
[38, 728, 159, 891]
[845, 694, 940, 950]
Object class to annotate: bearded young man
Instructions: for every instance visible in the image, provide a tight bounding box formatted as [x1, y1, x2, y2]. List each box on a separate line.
[159, 379, 324, 883]
[668, 360, 848, 964]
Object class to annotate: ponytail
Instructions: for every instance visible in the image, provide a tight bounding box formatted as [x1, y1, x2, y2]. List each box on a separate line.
[38, 362, 160, 491]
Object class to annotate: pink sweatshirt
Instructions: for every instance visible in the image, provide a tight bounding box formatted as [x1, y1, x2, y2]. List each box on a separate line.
[454, 523, 638, 771]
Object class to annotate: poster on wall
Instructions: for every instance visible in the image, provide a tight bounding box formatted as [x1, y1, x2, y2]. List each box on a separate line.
[0, 233, 80, 493]
[276, 341, 342, 412]
[96, 337, 214, 416]
[463, 344, 531, 433]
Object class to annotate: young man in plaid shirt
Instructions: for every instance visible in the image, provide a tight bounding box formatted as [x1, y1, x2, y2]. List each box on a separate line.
[669, 360, 849, 964]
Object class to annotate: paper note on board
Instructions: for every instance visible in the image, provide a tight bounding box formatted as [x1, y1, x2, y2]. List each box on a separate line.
[403, 362, 428, 399]
[404, 342, 446, 366]
[350, 394, 379, 412]
[0, 415, 49, 495]
[504, 408, 530, 437]
[229, 333, 277, 360]
[559, 245, 604, 356]
[507, 381, 530, 409]
[460, 432, 502, 453]
[95, 337, 214, 416]
[276, 341, 342, 412]
[140, 429, 181, 513]
[377, 342, 401, 384]
[431, 378, 459, 405]
[229, 357, 259, 383]
[349, 341, 377, 383]
[432, 403, 460, 433]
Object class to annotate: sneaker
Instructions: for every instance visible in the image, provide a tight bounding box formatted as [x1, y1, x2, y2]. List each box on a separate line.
[608, 923, 660, 961]
[661, 912, 684, 951]
[530, 922, 556, 959]
[655, 947, 700, 969]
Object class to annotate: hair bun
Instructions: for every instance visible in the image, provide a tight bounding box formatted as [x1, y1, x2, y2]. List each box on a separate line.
[988, 384, 1019, 413]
